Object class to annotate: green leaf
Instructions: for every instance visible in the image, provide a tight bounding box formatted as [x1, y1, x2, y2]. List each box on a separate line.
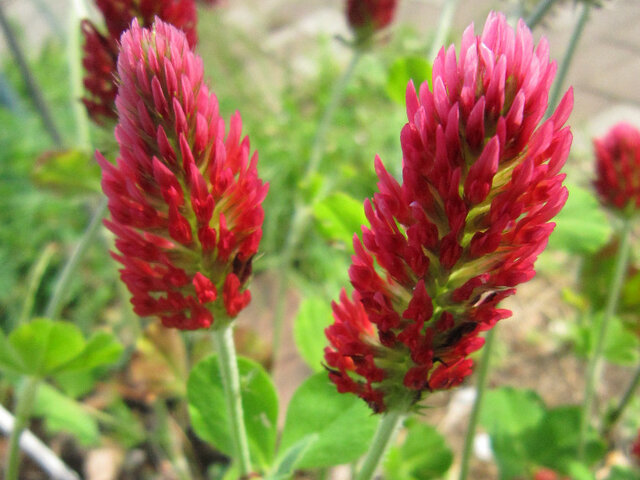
[0, 330, 25, 374]
[313, 192, 367, 246]
[386, 56, 432, 104]
[279, 373, 379, 469]
[384, 419, 452, 479]
[572, 312, 640, 365]
[606, 466, 640, 480]
[293, 296, 333, 372]
[526, 406, 606, 473]
[56, 332, 124, 373]
[187, 354, 278, 469]
[32, 149, 101, 195]
[267, 434, 318, 480]
[548, 183, 612, 254]
[479, 387, 546, 479]
[32, 383, 100, 446]
[8, 318, 85, 376]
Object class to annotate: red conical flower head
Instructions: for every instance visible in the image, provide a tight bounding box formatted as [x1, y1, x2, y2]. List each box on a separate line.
[325, 12, 573, 413]
[98, 19, 267, 330]
[594, 122, 640, 215]
[82, 0, 197, 123]
[346, 0, 398, 44]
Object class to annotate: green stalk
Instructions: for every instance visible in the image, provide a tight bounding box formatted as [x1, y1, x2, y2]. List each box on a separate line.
[270, 49, 362, 365]
[45, 197, 108, 320]
[213, 326, 252, 476]
[5, 376, 40, 480]
[18, 243, 57, 325]
[578, 218, 634, 460]
[525, 0, 562, 29]
[354, 409, 406, 480]
[459, 328, 496, 480]
[545, 3, 590, 118]
[428, 0, 459, 61]
[0, 3, 63, 147]
[68, 0, 91, 149]
[603, 361, 640, 437]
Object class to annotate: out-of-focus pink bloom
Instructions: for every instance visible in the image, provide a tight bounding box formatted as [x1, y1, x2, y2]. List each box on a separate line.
[632, 429, 640, 461]
[346, 0, 398, 43]
[98, 19, 267, 330]
[325, 11, 573, 413]
[594, 122, 640, 215]
[82, 0, 197, 123]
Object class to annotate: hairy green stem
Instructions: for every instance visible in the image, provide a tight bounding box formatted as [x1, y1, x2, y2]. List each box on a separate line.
[578, 218, 633, 460]
[69, 0, 91, 149]
[545, 3, 590, 118]
[0, 3, 64, 147]
[428, 0, 459, 61]
[18, 244, 57, 325]
[45, 198, 108, 320]
[459, 328, 496, 480]
[5, 376, 40, 480]
[525, 0, 562, 29]
[271, 49, 362, 366]
[354, 409, 405, 480]
[213, 326, 252, 476]
[603, 361, 640, 437]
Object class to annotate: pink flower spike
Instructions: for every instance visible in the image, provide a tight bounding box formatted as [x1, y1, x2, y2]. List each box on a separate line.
[98, 19, 267, 330]
[325, 11, 572, 413]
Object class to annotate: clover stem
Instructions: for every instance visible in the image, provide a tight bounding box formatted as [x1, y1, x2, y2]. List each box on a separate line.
[579, 217, 634, 460]
[5, 376, 40, 480]
[459, 327, 496, 480]
[354, 408, 406, 480]
[213, 325, 252, 476]
[603, 361, 640, 437]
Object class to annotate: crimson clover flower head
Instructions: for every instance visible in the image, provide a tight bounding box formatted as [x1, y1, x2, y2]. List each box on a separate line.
[82, 0, 197, 123]
[324, 11, 573, 413]
[97, 18, 267, 330]
[346, 0, 398, 44]
[593, 122, 640, 216]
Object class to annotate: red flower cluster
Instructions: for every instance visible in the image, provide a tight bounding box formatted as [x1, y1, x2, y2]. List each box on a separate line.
[82, 0, 197, 123]
[325, 12, 573, 413]
[346, 0, 397, 42]
[632, 429, 640, 461]
[594, 122, 640, 215]
[98, 19, 267, 330]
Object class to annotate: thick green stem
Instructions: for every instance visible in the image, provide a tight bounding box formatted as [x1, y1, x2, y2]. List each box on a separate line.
[603, 362, 640, 437]
[0, 3, 64, 147]
[354, 409, 406, 480]
[525, 0, 562, 29]
[68, 0, 91, 149]
[45, 198, 108, 320]
[545, 3, 590, 118]
[271, 50, 362, 365]
[5, 376, 40, 480]
[428, 0, 459, 61]
[213, 326, 252, 476]
[459, 328, 496, 480]
[578, 218, 633, 460]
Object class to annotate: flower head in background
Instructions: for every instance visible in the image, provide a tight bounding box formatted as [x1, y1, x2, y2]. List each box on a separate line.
[82, 0, 197, 123]
[346, 0, 398, 45]
[632, 429, 640, 461]
[325, 11, 573, 413]
[98, 19, 267, 330]
[593, 122, 640, 216]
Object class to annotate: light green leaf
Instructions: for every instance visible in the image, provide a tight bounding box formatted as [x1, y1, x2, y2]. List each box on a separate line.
[279, 373, 379, 469]
[32, 383, 100, 445]
[572, 312, 640, 365]
[293, 296, 333, 372]
[0, 330, 25, 374]
[313, 192, 367, 246]
[56, 332, 124, 373]
[188, 354, 278, 469]
[384, 420, 453, 480]
[9, 318, 85, 377]
[548, 183, 612, 254]
[386, 56, 432, 104]
[32, 149, 101, 195]
[267, 434, 318, 480]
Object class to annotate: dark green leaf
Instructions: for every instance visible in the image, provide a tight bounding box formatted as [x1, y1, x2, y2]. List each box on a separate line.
[386, 56, 432, 104]
[188, 354, 278, 469]
[293, 296, 333, 372]
[279, 373, 379, 469]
